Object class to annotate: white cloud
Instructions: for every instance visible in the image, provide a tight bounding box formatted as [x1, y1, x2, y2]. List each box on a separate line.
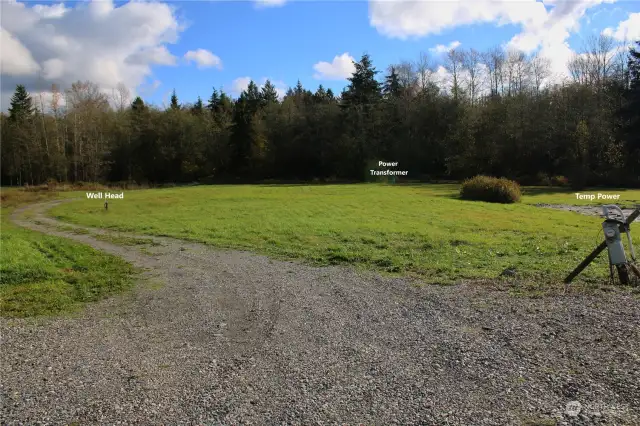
[231, 76, 252, 95]
[254, 0, 287, 8]
[0, 0, 182, 111]
[369, 0, 621, 81]
[32, 3, 68, 19]
[602, 12, 640, 42]
[42, 58, 65, 80]
[434, 65, 452, 92]
[369, 0, 549, 40]
[126, 46, 177, 66]
[507, 0, 619, 79]
[0, 28, 41, 76]
[138, 79, 162, 97]
[184, 48, 222, 69]
[312, 53, 356, 80]
[429, 40, 461, 55]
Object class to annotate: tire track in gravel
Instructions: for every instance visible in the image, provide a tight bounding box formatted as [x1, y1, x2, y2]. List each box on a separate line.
[2, 200, 640, 425]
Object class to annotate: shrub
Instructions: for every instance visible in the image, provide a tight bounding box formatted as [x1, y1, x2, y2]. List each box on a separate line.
[550, 175, 569, 187]
[460, 175, 522, 204]
[46, 178, 58, 190]
[535, 172, 551, 186]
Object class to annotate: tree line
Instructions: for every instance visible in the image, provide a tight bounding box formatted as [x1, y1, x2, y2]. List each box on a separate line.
[2, 36, 639, 188]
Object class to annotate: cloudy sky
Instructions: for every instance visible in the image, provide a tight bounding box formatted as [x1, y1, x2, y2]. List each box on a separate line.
[1, 0, 639, 111]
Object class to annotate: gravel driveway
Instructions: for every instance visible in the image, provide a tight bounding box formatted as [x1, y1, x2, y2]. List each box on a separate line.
[2, 201, 639, 425]
[535, 204, 640, 222]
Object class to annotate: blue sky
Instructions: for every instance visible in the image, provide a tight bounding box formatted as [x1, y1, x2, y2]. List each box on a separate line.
[1, 0, 639, 110]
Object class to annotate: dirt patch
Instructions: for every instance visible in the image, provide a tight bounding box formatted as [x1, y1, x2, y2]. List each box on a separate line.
[2, 200, 639, 425]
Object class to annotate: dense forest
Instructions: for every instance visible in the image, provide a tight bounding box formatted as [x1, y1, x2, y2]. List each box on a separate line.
[2, 37, 639, 188]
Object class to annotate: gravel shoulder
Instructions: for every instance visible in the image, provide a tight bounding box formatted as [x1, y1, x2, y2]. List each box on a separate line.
[2, 200, 639, 425]
[535, 204, 640, 222]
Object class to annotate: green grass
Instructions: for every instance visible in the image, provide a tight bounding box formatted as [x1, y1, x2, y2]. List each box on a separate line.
[1, 196, 136, 317]
[48, 184, 640, 284]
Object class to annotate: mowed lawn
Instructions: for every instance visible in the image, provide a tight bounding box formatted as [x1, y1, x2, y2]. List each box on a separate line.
[50, 184, 640, 284]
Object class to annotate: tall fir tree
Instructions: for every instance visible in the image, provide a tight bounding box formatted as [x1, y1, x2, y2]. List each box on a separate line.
[8, 85, 35, 122]
[326, 88, 335, 102]
[342, 53, 382, 107]
[383, 66, 402, 99]
[170, 89, 180, 110]
[294, 80, 304, 97]
[261, 80, 279, 105]
[314, 84, 327, 103]
[244, 81, 262, 113]
[191, 96, 204, 115]
[131, 96, 146, 112]
[207, 88, 220, 113]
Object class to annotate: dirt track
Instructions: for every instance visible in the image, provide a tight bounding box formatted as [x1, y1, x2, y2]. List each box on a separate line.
[2, 201, 639, 425]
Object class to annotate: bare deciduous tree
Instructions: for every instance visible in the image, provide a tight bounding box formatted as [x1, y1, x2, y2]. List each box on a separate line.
[445, 48, 465, 101]
[530, 53, 551, 95]
[484, 46, 505, 96]
[462, 48, 485, 105]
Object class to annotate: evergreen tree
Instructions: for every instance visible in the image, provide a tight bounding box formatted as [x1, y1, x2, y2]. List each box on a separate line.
[8, 85, 34, 122]
[245, 81, 261, 102]
[314, 85, 327, 103]
[218, 91, 233, 114]
[294, 80, 304, 97]
[131, 96, 146, 112]
[191, 96, 204, 115]
[207, 88, 220, 113]
[170, 89, 180, 110]
[383, 66, 402, 99]
[342, 54, 382, 106]
[244, 81, 262, 114]
[261, 80, 279, 105]
[326, 88, 335, 102]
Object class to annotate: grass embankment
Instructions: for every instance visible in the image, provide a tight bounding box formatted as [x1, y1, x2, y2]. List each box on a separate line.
[50, 184, 640, 284]
[1, 188, 135, 318]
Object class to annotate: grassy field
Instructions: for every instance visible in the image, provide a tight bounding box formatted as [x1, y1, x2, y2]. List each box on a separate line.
[1, 189, 135, 317]
[49, 184, 640, 284]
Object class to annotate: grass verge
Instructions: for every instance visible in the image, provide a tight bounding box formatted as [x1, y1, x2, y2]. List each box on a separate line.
[1, 188, 136, 318]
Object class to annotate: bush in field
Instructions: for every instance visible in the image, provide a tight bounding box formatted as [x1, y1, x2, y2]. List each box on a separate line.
[551, 175, 569, 187]
[536, 172, 551, 186]
[460, 175, 522, 204]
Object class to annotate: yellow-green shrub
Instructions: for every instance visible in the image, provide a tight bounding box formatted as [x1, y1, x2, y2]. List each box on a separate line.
[460, 175, 522, 204]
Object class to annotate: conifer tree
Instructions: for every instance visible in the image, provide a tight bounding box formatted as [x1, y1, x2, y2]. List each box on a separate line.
[261, 80, 279, 105]
[207, 88, 220, 113]
[342, 54, 382, 106]
[8, 85, 35, 122]
[192, 96, 204, 115]
[383, 66, 402, 99]
[170, 89, 180, 110]
[131, 96, 146, 112]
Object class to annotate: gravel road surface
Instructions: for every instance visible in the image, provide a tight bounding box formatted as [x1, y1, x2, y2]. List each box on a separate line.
[2, 201, 639, 425]
[535, 204, 640, 222]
